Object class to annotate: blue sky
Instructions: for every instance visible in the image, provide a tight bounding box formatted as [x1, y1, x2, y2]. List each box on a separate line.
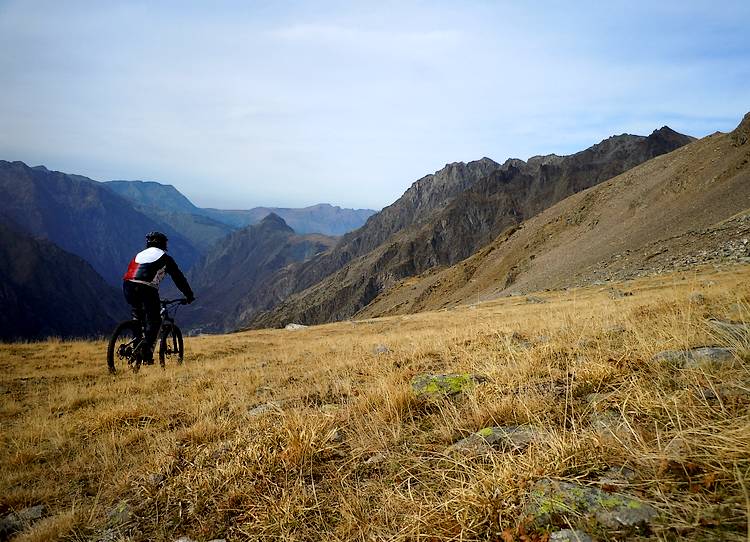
[1, 1, 748, 209]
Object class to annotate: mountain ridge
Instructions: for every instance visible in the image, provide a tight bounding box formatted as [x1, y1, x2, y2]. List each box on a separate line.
[246, 127, 695, 329]
[357, 115, 750, 317]
[0, 161, 200, 285]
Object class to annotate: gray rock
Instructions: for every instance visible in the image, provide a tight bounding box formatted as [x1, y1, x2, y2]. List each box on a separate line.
[16, 505, 45, 523]
[1, 505, 47, 539]
[688, 292, 706, 304]
[526, 296, 548, 304]
[526, 479, 658, 531]
[364, 452, 386, 466]
[549, 529, 594, 542]
[0, 514, 22, 540]
[446, 425, 540, 456]
[410, 373, 483, 399]
[373, 344, 391, 355]
[653, 347, 736, 368]
[107, 501, 132, 526]
[284, 323, 307, 330]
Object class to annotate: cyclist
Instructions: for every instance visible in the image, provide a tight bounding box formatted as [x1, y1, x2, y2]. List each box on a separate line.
[122, 231, 194, 364]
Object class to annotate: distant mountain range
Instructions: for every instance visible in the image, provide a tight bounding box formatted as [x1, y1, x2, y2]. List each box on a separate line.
[0, 163, 375, 339]
[3, 113, 748, 340]
[105, 180, 377, 237]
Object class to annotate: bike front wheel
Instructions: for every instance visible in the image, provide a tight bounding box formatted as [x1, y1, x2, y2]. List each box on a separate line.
[159, 325, 184, 367]
[107, 320, 144, 374]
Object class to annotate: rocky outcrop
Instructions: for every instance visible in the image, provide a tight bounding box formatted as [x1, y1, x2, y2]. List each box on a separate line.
[652, 347, 736, 369]
[526, 479, 658, 533]
[410, 373, 483, 399]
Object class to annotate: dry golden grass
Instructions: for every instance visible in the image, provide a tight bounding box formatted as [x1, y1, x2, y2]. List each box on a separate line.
[2, 265, 750, 541]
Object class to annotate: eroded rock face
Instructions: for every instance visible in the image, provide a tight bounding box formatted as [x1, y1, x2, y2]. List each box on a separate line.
[446, 425, 541, 456]
[410, 373, 482, 399]
[652, 347, 736, 368]
[526, 479, 658, 532]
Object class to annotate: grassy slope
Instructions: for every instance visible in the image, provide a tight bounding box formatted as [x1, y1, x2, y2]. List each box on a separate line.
[1, 265, 750, 541]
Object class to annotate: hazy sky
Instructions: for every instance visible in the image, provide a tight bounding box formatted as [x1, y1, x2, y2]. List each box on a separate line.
[1, 1, 748, 209]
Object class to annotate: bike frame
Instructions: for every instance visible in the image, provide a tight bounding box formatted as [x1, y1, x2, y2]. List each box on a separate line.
[127, 298, 185, 358]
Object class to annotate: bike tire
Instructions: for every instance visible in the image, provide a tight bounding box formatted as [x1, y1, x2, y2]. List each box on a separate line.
[107, 320, 143, 374]
[159, 325, 184, 367]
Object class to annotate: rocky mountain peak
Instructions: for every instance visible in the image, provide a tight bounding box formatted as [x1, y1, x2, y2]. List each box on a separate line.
[731, 111, 750, 146]
[258, 212, 293, 232]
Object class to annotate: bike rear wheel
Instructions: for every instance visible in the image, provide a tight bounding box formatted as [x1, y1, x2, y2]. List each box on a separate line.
[159, 325, 184, 367]
[107, 320, 144, 374]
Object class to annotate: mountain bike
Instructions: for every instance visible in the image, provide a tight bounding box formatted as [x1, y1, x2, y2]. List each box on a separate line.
[107, 298, 188, 374]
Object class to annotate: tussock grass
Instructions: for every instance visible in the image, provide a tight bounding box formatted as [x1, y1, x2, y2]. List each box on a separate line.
[1, 265, 750, 540]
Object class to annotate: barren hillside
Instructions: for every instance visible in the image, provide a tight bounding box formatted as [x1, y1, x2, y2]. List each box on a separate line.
[359, 113, 750, 318]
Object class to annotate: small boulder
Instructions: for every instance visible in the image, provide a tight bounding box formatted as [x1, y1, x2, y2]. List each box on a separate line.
[652, 347, 735, 369]
[526, 296, 548, 304]
[284, 323, 307, 330]
[373, 344, 391, 355]
[446, 425, 540, 456]
[526, 479, 657, 531]
[410, 373, 482, 399]
[364, 452, 386, 466]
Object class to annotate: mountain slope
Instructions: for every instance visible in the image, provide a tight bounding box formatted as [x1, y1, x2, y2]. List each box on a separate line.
[0, 220, 124, 340]
[104, 180, 237, 253]
[249, 128, 694, 328]
[359, 113, 750, 317]
[0, 162, 200, 285]
[182, 214, 336, 332]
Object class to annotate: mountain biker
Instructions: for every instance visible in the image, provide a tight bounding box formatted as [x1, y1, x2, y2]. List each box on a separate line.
[122, 231, 194, 364]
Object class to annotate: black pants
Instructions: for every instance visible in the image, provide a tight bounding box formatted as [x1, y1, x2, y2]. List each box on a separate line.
[123, 281, 160, 359]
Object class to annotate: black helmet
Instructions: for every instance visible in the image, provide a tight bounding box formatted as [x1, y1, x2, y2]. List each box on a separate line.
[145, 231, 168, 250]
